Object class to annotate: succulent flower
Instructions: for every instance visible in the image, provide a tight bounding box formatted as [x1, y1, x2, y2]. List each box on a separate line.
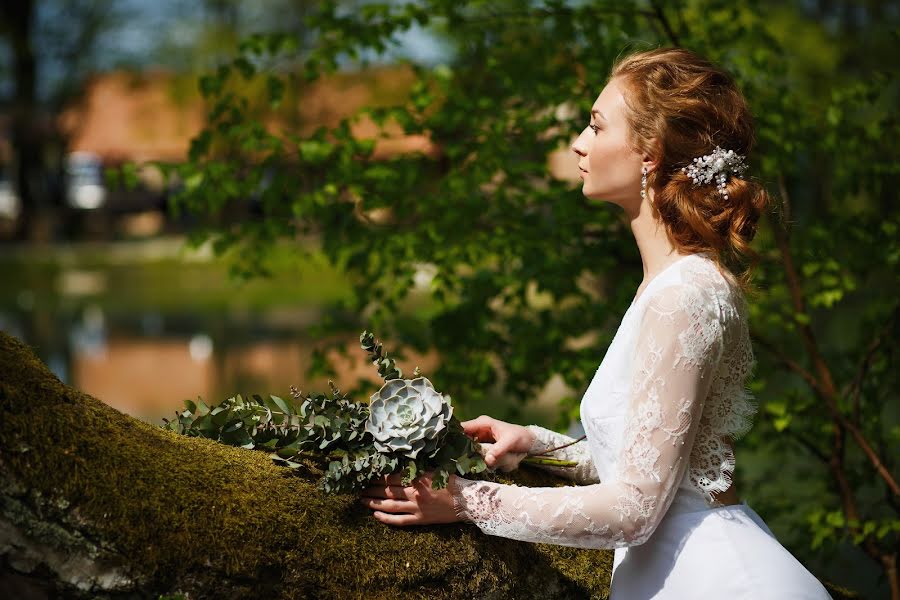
[364, 377, 453, 459]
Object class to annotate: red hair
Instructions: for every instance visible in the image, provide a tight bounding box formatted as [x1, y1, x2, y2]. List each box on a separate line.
[609, 46, 771, 296]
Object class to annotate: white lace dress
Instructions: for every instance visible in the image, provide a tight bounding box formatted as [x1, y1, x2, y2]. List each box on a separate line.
[448, 253, 833, 599]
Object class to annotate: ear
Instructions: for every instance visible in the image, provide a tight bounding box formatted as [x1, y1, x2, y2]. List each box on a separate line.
[641, 138, 663, 173]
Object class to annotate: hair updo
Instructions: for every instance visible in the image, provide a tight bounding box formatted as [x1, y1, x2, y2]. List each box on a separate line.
[609, 46, 770, 294]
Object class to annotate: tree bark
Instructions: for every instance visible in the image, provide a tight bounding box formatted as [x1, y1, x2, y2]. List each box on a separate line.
[0, 331, 612, 599]
[0, 332, 858, 599]
[0, 0, 44, 242]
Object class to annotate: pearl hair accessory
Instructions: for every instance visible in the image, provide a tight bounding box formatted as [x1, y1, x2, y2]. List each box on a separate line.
[681, 146, 748, 200]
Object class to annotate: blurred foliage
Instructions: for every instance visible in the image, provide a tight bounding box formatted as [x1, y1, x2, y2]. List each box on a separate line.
[135, 0, 898, 596]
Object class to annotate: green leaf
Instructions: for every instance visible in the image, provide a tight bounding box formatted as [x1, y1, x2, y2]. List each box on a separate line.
[298, 140, 334, 163]
[773, 415, 791, 432]
[233, 57, 256, 79]
[196, 398, 211, 417]
[431, 469, 449, 490]
[267, 75, 285, 108]
[825, 511, 845, 528]
[269, 395, 293, 417]
[401, 460, 417, 486]
[793, 312, 811, 325]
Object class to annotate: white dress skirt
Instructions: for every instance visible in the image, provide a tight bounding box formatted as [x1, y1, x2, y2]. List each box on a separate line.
[610, 494, 833, 599]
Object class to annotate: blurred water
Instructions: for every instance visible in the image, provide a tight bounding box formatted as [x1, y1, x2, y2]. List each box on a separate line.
[0, 239, 439, 425]
[1, 303, 360, 424]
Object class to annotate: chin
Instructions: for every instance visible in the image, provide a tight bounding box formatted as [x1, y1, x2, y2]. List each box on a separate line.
[582, 186, 608, 201]
[583, 189, 624, 208]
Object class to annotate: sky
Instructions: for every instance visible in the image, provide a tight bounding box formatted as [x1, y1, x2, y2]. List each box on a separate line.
[91, 0, 452, 70]
[0, 0, 453, 105]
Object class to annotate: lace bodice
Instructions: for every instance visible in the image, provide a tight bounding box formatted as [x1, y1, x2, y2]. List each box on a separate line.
[449, 253, 758, 549]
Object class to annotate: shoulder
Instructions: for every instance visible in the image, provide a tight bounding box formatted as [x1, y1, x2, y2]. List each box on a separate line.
[643, 254, 742, 326]
[636, 256, 745, 368]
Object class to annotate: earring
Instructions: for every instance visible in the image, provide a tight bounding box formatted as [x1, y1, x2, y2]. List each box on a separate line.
[641, 166, 648, 202]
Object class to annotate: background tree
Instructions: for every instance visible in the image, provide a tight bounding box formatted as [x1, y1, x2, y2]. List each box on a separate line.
[136, 0, 898, 597]
[0, 0, 121, 241]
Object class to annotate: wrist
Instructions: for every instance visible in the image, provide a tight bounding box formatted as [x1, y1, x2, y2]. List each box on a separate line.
[447, 475, 474, 524]
[524, 424, 546, 455]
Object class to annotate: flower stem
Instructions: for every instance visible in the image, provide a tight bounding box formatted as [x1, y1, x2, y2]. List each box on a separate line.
[521, 456, 577, 467]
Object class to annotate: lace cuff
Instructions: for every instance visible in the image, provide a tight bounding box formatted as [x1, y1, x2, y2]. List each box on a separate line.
[448, 475, 479, 524]
[524, 425, 600, 484]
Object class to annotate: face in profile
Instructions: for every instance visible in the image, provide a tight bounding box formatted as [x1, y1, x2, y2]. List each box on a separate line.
[571, 77, 646, 209]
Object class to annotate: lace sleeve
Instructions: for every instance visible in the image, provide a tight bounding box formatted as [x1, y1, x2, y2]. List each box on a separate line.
[523, 425, 600, 485]
[448, 284, 726, 549]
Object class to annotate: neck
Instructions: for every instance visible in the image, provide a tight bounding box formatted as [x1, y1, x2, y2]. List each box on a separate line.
[625, 188, 688, 282]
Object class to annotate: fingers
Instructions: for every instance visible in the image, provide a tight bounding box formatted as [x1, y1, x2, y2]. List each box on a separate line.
[360, 481, 423, 525]
[493, 451, 527, 473]
[360, 497, 416, 513]
[461, 415, 492, 430]
[360, 471, 450, 527]
[484, 435, 516, 468]
[460, 415, 495, 441]
[372, 511, 421, 526]
[361, 485, 412, 500]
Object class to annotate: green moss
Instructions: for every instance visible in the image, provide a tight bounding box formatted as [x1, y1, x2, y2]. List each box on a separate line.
[0, 331, 612, 599]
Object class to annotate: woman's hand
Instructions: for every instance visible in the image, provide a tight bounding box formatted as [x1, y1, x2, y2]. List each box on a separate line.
[461, 415, 535, 472]
[359, 471, 463, 526]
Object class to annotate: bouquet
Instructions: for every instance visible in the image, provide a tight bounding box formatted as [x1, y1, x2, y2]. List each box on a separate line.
[162, 331, 576, 495]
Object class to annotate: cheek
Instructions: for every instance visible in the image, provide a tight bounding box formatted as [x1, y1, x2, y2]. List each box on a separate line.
[588, 136, 621, 172]
[590, 132, 637, 172]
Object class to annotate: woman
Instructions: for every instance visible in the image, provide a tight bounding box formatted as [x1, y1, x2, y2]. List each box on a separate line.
[359, 46, 833, 599]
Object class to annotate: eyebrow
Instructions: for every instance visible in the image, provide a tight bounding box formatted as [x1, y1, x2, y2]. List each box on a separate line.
[591, 109, 607, 121]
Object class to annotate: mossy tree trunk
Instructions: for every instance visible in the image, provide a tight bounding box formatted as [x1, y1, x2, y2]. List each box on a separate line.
[0, 332, 613, 599]
[0, 332, 858, 599]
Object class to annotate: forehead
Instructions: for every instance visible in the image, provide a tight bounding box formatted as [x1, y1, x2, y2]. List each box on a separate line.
[591, 78, 628, 118]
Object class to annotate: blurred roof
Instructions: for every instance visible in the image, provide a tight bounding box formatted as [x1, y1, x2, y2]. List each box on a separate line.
[58, 65, 436, 163]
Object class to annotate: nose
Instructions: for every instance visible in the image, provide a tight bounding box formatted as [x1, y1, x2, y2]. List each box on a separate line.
[571, 130, 588, 157]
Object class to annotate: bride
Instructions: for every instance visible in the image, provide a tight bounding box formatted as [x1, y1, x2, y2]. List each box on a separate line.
[359, 46, 833, 599]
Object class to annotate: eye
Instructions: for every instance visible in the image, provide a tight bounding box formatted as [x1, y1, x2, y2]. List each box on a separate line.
[589, 124, 601, 133]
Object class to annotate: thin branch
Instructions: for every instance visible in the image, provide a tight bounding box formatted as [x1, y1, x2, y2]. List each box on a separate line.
[841, 303, 899, 426]
[480, 5, 656, 24]
[648, 0, 681, 46]
[776, 173, 794, 239]
[771, 175, 899, 497]
[674, 4, 690, 41]
[530, 434, 587, 457]
[761, 411, 829, 464]
[750, 329, 827, 396]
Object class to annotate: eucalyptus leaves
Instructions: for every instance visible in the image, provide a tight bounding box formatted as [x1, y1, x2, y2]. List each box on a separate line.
[162, 331, 488, 494]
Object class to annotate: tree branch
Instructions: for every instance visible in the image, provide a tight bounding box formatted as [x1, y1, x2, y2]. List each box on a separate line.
[647, 0, 681, 46]
[750, 328, 827, 396]
[760, 410, 830, 464]
[771, 175, 899, 498]
[0, 332, 614, 599]
[841, 303, 899, 426]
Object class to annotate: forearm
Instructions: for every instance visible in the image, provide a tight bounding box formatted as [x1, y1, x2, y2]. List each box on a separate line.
[448, 476, 638, 549]
[524, 425, 600, 484]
